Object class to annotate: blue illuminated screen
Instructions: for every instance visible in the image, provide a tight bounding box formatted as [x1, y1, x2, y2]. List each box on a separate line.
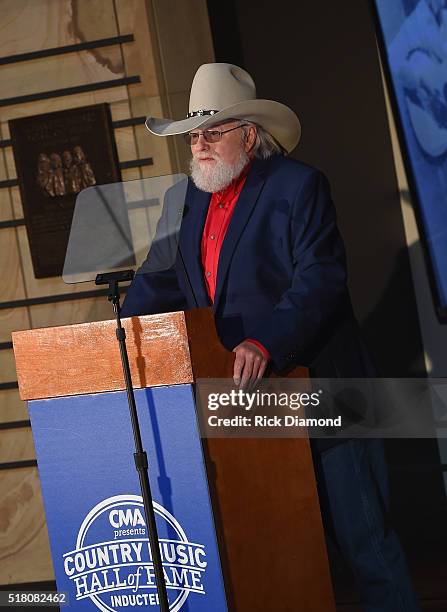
[374, 0, 447, 316]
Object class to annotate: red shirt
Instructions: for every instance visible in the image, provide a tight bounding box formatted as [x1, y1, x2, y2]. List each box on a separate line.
[200, 164, 270, 360]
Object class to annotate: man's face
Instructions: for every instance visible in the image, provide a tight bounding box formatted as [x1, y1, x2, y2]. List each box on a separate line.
[190, 120, 251, 168]
[189, 120, 256, 193]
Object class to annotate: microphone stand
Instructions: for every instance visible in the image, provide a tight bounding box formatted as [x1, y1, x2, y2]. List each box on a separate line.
[95, 270, 170, 612]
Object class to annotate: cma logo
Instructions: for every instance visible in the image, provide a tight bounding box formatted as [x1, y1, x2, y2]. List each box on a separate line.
[109, 508, 146, 528]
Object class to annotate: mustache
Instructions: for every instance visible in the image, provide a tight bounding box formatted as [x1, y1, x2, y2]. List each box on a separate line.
[193, 153, 220, 161]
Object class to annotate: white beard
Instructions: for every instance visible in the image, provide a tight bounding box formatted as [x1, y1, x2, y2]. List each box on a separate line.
[190, 148, 250, 193]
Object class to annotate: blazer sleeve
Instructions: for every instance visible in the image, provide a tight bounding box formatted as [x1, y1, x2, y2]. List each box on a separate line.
[246, 169, 349, 371]
[120, 267, 188, 318]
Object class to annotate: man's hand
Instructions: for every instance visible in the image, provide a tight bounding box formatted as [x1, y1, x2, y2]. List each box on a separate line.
[232, 340, 269, 389]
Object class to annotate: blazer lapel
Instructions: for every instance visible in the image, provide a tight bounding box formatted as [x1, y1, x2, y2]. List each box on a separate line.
[179, 182, 211, 307]
[214, 159, 268, 308]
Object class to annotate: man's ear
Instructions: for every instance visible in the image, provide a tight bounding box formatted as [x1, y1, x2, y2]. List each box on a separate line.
[244, 125, 257, 153]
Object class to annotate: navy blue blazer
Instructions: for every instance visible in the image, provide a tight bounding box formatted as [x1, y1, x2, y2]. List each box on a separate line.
[122, 155, 375, 379]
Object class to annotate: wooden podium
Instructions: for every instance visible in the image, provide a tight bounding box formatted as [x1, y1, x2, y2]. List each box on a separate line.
[13, 308, 335, 611]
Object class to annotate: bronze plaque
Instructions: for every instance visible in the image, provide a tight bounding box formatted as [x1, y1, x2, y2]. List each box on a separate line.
[9, 104, 121, 278]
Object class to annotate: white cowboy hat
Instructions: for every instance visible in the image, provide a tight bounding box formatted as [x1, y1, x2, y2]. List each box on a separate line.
[145, 63, 301, 153]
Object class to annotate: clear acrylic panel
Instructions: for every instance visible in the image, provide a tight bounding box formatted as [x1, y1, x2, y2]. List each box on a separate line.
[63, 174, 188, 284]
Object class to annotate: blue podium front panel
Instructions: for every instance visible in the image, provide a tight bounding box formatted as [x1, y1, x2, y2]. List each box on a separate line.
[29, 385, 227, 611]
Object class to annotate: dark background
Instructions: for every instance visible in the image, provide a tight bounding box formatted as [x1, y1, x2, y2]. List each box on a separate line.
[207, 0, 447, 609]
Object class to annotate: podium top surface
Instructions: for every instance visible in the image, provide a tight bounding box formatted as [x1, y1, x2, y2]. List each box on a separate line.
[13, 311, 198, 400]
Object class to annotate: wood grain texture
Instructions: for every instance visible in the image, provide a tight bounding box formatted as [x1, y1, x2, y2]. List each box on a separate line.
[145, 0, 215, 173]
[12, 308, 334, 608]
[0, 148, 8, 181]
[0, 142, 15, 221]
[127, 96, 176, 178]
[114, 126, 139, 163]
[0, 308, 31, 343]
[183, 309, 334, 611]
[0, 47, 125, 103]
[0, 0, 178, 589]
[13, 312, 194, 400]
[109, 98, 133, 122]
[121, 167, 141, 182]
[0, 228, 26, 302]
[15, 228, 130, 301]
[0, 0, 117, 57]
[150, 0, 215, 94]
[29, 296, 113, 331]
[3, 147, 16, 182]
[0, 226, 30, 348]
[9, 185, 23, 220]
[0, 187, 13, 222]
[0, 427, 35, 463]
[71, 0, 118, 50]
[0, 388, 28, 423]
[115, 0, 175, 177]
[0, 467, 54, 584]
[0, 349, 16, 384]
[115, 0, 159, 96]
[205, 438, 335, 612]
[0, 1, 125, 126]
[0, 3, 332, 603]
[15, 228, 97, 299]
[168, 91, 195, 173]
[0, 84, 131, 124]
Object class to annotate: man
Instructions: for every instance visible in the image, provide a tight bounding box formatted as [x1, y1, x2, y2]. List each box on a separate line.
[122, 63, 420, 611]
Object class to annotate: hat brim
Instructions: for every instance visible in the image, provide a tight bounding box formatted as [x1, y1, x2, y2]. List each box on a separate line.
[145, 99, 301, 153]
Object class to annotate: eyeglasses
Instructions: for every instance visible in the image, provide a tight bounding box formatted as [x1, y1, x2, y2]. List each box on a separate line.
[184, 124, 248, 145]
